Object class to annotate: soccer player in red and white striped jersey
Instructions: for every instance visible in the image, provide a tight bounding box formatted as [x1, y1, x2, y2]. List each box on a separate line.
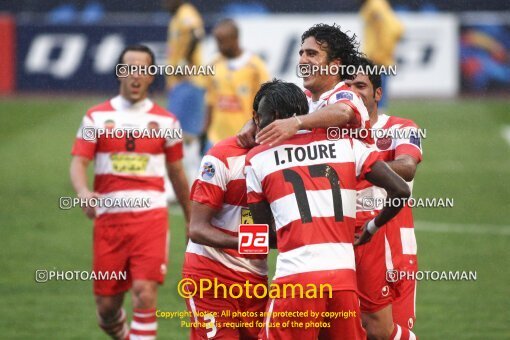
[238, 23, 372, 148]
[182, 136, 268, 339]
[349, 57, 422, 340]
[245, 80, 410, 340]
[70, 45, 190, 340]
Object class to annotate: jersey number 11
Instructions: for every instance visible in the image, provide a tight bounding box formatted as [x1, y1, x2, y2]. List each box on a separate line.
[283, 164, 344, 224]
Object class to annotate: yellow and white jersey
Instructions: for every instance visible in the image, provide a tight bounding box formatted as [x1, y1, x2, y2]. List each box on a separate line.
[361, 0, 404, 66]
[206, 51, 269, 144]
[166, 3, 205, 88]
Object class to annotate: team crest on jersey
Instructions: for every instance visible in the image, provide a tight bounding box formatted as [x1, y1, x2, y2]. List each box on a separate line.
[376, 136, 392, 150]
[147, 121, 159, 131]
[104, 119, 115, 130]
[336, 91, 353, 101]
[201, 162, 216, 180]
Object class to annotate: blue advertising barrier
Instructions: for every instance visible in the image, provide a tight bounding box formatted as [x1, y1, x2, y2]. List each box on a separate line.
[17, 23, 168, 92]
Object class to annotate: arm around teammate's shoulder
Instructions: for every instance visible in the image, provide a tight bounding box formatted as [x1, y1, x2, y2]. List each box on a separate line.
[255, 102, 355, 146]
[188, 202, 238, 249]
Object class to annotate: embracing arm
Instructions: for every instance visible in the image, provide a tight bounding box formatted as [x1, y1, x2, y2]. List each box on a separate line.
[355, 161, 411, 245]
[255, 102, 356, 146]
[188, 202, 238, 249]
[386, 154, 419, 182]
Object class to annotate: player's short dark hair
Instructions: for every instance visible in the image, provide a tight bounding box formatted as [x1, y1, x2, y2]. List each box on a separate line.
[117, 45, 156, 67]
[214, 18, 239, 38]
[253, 79, 308, 129]
[358, 56, 382, 90]
[301, 23, 362, 80]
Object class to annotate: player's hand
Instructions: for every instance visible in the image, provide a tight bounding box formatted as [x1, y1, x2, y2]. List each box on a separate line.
[354, 222, 373, 246]
[236, 120, 257, 148]
[256, 117, 300, 146]
[77, 189, 98, 220]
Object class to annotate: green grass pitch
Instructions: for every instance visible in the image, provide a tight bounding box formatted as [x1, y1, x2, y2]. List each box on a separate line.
[0, 95, 509, 339]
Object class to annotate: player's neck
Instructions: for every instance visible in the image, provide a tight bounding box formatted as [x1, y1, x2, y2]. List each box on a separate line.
[119, 94, 148, 106]
[370, 112, 378, 127]
[369, 106, 380, 126]
[227, 47, 243, 59]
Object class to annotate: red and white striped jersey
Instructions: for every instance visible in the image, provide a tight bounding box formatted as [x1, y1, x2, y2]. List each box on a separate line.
[71, 95, 183, 225]
[246, 131, 379, 291]
[356, 114, 423, 225]
[184, 137, 268, 284]
[306, 81, 372, 135]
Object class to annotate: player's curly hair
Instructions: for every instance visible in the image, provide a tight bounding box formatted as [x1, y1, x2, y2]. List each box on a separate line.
[253, 79, 309, 129]
[301, 23, 362, 80]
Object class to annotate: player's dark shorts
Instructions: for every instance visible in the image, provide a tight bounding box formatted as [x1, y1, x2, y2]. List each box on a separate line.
[93, 218, 168, 296]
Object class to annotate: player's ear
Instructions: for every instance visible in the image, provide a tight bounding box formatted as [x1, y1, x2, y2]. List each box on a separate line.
[375, 87, 382, 102]
[330, 58, 341, 66]
[274, 110, 281, 122]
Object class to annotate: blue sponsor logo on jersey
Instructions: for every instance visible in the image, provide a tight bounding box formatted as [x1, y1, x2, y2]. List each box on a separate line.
[409, 131, 421, 148]
[336, 91, 353, 101]
[201, 162, 216, 180]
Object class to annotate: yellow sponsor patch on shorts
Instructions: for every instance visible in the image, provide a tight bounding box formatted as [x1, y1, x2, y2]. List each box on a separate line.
[110, 154, 149, 174]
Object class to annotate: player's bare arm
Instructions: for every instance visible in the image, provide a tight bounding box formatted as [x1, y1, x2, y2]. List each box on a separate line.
[188, 202, 238, 249]
[248, 201, 277, 249]
[386, 154, 419, 182]
[355, 161, 411, 245]
[167, 160, 191, 225]
[70, 155, 98, 219]
[255, 101, 355, 146]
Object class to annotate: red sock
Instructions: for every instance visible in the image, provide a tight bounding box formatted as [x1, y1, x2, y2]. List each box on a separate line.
[129, 308, 157, 340]
[97, 308, 129, 340]
[390, 323, 417, 340]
